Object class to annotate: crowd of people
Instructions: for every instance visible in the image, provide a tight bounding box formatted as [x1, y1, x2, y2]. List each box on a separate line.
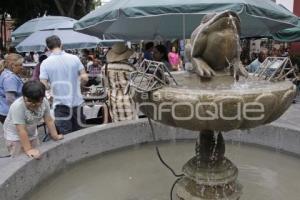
[0, 36, 297, 159]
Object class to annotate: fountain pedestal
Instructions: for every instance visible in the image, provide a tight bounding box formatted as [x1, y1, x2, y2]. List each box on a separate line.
[131, 72, 295, 199]
[176, 131, 242, 200]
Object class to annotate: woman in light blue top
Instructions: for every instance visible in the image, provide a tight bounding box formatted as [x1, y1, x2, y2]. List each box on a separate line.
[0, 53, 24, 123]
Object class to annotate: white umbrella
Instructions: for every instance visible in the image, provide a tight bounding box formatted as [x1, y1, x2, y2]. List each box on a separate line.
[98, 39, 124, 47]
[12, 16, 75, 46]
[16, 21, 100, 52]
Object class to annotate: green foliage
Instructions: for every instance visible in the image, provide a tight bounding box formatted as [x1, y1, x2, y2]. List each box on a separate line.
[0, 0, 96, 27]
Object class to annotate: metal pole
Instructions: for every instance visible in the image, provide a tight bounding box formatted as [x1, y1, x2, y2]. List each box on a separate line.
[0, 13, 3, 50]
[182, 14, 186, 70]
[3, 14, 6, 48]
[182, 14, 186, 44]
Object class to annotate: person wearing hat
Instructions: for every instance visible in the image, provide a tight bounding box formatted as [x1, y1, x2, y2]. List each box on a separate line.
[104, 42, 137, 122]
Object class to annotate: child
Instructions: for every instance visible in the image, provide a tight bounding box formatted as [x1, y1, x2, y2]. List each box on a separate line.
[3, 80, 63, 159]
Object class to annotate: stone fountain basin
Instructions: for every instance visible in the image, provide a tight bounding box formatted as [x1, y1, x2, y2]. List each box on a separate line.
[133, 72, 296, 131]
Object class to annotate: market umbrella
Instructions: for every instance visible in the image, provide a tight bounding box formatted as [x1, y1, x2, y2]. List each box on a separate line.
[11, 15, 75, 46]
[74, 0, 298, 40]
[16, 21, 100, 52]
[271, 18, 300, 42]
[98, 39, 124, 47]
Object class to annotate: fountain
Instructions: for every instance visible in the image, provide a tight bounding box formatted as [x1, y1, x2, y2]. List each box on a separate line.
[0, 10, 298, 200]
[129, 11, 296, 200]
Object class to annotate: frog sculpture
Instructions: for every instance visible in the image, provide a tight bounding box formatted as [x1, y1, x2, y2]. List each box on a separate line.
[186, 11, 248, 78]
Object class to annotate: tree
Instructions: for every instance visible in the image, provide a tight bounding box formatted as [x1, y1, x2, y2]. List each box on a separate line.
[54, 0, 95, 19]
[0, 0, 96, 49]
[0, 0, 96, 27]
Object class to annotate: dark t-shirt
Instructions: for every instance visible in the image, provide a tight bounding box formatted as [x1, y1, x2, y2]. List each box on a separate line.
[144, 51, 153, 60]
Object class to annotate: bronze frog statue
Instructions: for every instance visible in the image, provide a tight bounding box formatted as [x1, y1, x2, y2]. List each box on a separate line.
[186, 11, 248, 79]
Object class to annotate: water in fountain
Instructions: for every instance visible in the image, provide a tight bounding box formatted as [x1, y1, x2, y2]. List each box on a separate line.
[172, 72, 289, 91]
[27, 141, 300, 200]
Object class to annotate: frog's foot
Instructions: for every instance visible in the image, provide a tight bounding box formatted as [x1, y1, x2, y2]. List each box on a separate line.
[232, 58, 249, 78]
[238, 64, 248, 78]
[192, 57, 216, 78]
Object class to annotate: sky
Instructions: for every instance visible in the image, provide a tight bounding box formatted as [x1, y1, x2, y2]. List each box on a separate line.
[276, 0, 294, 12]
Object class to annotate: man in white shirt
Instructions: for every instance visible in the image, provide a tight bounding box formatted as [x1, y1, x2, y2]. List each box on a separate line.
[40, 35, 88, 135]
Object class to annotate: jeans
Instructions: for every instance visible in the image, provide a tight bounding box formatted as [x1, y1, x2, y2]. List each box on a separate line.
[54, 105, 86, 135]
[0, 114, 6, 124]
